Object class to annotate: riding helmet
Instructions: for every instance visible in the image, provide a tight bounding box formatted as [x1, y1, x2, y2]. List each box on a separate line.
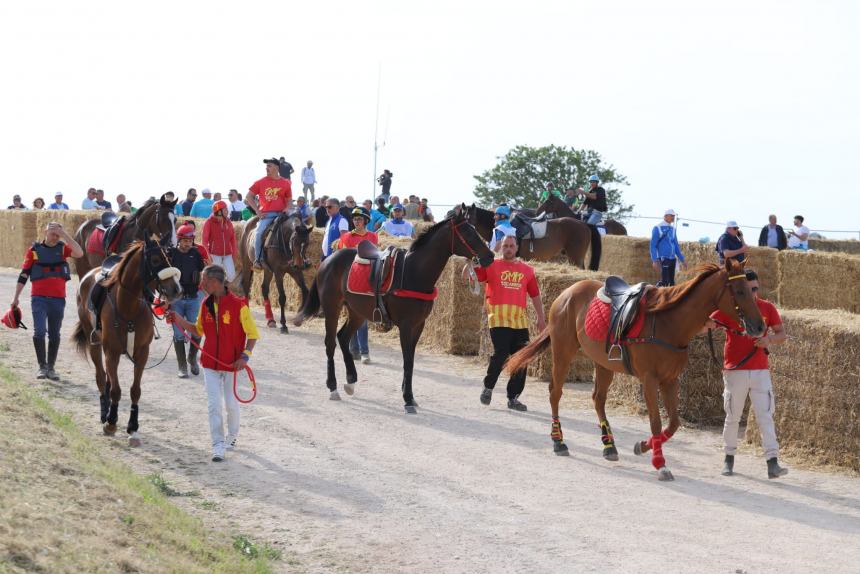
[177, 224, 196, 239]
[494, 205, 511, 218]
[351, 206, 371, 222]
[212, 200, 228, 215]
[589, 175, 600, 182]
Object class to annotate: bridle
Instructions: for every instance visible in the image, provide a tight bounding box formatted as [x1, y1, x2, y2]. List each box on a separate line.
[707, 271, 769, 370]
[450, 218, 482, 261]
[714, 272, 749, 335]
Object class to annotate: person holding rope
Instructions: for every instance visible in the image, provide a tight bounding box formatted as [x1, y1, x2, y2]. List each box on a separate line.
[168, 224, 206, 378]
[703, 269, 789, 479]
[12, 221, 83, 380]
[464, 234, 546, 411]
[167, 264, 259, 462]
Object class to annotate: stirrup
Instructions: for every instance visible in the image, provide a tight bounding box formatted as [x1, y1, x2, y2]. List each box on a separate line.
[372, 307, 384, 324]
[607, 344, 623, 361]
[89, 329, 102, 346]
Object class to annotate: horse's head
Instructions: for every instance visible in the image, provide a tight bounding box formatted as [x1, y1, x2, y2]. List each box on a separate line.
[453, 204, 494, 268]
[289, 218, 312, 269]
[141, 240, 183, 303]
[150, 192, 178, 247]
[463, 203, 494, 242]
[718, 258, 766, 337]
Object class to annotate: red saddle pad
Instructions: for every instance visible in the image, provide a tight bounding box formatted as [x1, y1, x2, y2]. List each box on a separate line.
[584, 295, 647, 343]
[86, 228, 106, 256]
[347, 260, 395, 296]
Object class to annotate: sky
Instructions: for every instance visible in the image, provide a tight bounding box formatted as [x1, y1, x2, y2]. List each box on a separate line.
[1, 0, 857, 241]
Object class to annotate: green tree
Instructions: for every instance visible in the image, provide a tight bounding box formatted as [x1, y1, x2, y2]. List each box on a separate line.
[473, 145, 633, 220]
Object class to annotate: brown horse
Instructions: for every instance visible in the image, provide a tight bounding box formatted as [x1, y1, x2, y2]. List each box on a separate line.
[537, 195, 628, 235]
[471, 207, 601, 270]
[71, 239, 183, 445]
[293, 204, 494, 413]
[239, 213, 312, 333]
[73, 193, 179, 279]
[505, 259, 765, 480]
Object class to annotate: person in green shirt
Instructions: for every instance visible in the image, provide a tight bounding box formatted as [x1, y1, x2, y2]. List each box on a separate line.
[538, 182, 565, 204]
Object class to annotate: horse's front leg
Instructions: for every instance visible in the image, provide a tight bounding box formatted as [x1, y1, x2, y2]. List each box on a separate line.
[634, 375, 674, 481]
[127, 345, 149, 447]
[261, 269, 276, 328]
[103, 352, 122, 436]
[399, 321, 426, 414]
[90, 345, 110, 424]
[275, 271, 288, 334]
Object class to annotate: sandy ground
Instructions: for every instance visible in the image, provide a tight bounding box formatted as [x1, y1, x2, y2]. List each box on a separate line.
[2, 269, 858, 574]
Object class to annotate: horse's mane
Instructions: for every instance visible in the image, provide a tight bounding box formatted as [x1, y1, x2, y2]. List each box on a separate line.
[645, 263, 724, 313]
[126, 199, 157, 225]
[101, 241, 145, 288]
[409, 217, 451, 252]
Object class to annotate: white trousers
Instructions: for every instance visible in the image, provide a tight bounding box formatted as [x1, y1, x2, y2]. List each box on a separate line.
[203, 368, 240, 450]
[210, 255, 236, 282]
[722, 369, 779, 459]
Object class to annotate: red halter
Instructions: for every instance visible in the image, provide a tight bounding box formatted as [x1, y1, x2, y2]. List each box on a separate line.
[450, 220, 480, 259]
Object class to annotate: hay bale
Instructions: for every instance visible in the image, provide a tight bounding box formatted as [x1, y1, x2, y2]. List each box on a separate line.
[477, 262, 608, 382]
[599, 235, 652, 283]
[0, 211, 38, 268]
[778, 250, 860, 313]
[808, 238, 860, 255]
[744, 309, 860, 472]
[419, 256, 485, 355]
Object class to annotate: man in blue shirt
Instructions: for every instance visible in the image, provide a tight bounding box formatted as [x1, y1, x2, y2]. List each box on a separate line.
[650, 209, 687, 286]
[363, 199, 386, 232]
[48, 192, 69, 210]
[379, 204, 414, 238]
[190, 189, 215, 218]
[716, 220, 749, 264]
[176, 189, 197, 216]
[489, 205, 516, 252]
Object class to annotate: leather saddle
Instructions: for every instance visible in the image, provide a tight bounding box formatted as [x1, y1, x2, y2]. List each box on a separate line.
[512, 212, 549, 240]
[598, 276, 649, 363]
[87, 255, 123, 342]
[261, 213, 292, 261]
[101, 215, 126, 256]
[355, 239, 401, 330]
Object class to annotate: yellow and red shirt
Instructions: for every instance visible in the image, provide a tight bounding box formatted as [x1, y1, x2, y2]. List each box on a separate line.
[249, 176, 292, 213]
[22, 243, 73, 298]
[475, 259, 539, 329]
[338, 229, 378, 249]
[193, 291, 260, 371]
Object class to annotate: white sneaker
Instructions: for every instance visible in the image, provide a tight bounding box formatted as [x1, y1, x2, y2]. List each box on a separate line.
[226, 436, 237, 450]
[361, 354, 371, 364]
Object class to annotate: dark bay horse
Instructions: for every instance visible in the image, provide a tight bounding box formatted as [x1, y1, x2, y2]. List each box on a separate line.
[505, 259, 765, 480]
[537, 195, 628, 235]
[72, 239, 183, 446]
[293, 204, 494, 413]
[73, 193, 179, 279]
[240, 213, 312, 333]
[471, 207, 601, 270]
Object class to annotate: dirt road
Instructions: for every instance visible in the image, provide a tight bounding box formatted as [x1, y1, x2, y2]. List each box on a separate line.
[2, 270, 858, 573]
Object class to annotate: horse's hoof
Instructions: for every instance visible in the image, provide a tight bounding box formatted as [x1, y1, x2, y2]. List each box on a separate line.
[553, 441, 570, 456]
[603, 448, 619, 461]
[128, 433, 142, 448]
[329, 390, 341, 401]
[267, 320, 277, 328]
[657, 467, 675, 481]
[280, 326, 289, 334]
[633, 441, 645, 456]
[103, 423, 117, 436]
[344, 383, 355, 396]
[404, 404, 417, 414]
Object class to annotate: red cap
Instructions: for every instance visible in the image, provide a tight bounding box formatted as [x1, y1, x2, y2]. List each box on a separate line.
[177, 224, 195, 238]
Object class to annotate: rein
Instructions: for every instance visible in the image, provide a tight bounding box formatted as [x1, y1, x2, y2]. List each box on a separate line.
[175, 324, 257, 403]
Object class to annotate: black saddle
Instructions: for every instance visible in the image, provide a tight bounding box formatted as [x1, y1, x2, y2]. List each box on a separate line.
[88, 255, 123, 339]
[602, 276, 649, 363]
[99, 211, 118, 230]
[101, 216, 126, 255]
[511, 212, 548, 241]
[261, 213, 293, 263]
[356, 240, 400, 331]
[357, 240, 389, 260]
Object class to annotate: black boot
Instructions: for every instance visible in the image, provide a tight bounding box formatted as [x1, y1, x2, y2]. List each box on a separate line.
[33, 337, 47, 379]
[187, 337, 201, 376]
[174, 341, 189, 378]
[46, 338, 61, 381]
[722, 454, 734, 476]
[767, 457, 788, 479]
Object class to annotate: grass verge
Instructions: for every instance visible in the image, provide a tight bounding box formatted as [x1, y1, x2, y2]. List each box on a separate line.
[0, 362, 274, 573]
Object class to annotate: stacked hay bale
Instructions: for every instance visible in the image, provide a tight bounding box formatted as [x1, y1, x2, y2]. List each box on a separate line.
[0, 211, 39, 268]
[679, 244, 780, 302]
[778, 250, 860, 313]
[745, 310, 860, 472]
[808, 238, 860, 255]
[599, 235, 651, 282]
[477, 262, 608, 381]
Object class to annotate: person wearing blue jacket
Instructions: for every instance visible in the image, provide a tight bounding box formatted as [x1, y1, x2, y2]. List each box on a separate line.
[189, 189, 215, 218]
[650, 209, 687, 286]
[489, 205, 516, 252]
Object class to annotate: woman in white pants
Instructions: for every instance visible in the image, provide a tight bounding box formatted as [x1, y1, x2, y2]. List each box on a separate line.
[202, 201, 241, 282]
[706, 269, 788, 479]
[168, 265, 259, 462]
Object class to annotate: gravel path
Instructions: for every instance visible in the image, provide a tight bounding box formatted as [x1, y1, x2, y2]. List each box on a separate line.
[2, 270, 858, 573]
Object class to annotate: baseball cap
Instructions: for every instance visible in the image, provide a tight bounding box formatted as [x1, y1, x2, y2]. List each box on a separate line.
[201, 188, 212, 196]
[725, 220, 739, 228]
[664, 209, 676, 216]
[54, 192, 63, 197]
[392, 203, 404, 211]
[13, 194, 21, 200]
[263, 157, 281, 166]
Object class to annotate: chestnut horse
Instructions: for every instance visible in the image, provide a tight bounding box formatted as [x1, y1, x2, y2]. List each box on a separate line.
[470, 207, 601, 270]
[505, 259, 765, 480]
[239, 213, 312, 333]
[71, 240, 183, 445]
[293, 204, 494, 413]
[537, 195, 628, 235]
[73, 193, 179, 279]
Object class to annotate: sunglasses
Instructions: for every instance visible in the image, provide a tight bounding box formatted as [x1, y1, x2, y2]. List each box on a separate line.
[751, 287, 759, 292]
[326, 205, 337, 209]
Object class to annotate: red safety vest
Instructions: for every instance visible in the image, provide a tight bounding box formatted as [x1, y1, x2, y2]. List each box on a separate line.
[199, 291, 248, 372]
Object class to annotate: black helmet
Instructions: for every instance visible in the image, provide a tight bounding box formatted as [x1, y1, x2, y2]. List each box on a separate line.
[351, 206, 371, 222]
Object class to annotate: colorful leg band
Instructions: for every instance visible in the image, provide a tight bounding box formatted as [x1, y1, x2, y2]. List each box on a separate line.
[264, 300, 274, 321]
[551, 417, 563, 442]
[659, 428, 674, 443]
[649, 435, 665, 470]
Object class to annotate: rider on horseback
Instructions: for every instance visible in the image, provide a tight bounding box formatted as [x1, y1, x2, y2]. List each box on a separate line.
[247, 157, 292, 270]
[489, 205, 516, 253]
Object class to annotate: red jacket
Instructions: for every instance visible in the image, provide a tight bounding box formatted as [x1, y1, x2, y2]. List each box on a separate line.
[202, 216, 237, 257]
[199, 291, 248, 371]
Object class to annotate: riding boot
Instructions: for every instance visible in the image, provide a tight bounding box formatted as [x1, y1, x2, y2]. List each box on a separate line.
[46, 338, 61, 381]
[174, 341, 189, 379]
[767, 457, 788, 479]
[722, 454, 734, 476]
[187, 337, 201, 376]
[33, 337, 47, 379]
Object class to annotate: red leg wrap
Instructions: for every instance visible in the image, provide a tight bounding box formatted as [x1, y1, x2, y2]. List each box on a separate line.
[264, 300, 274, 321]
[550, 417, 564, 442]
[659, 428, 674, 443]
[649, 435, 665, 470]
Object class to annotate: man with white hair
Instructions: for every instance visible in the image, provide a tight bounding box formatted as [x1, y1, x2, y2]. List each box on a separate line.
[649, 209, 687, 286]
[190, 188, 215, 218]
[716, 221, 749, 264]
[301, 160, 317, 201]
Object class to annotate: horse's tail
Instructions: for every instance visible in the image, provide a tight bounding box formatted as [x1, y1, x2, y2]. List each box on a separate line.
[504, 328, 551, 375]
[588, 225, 602, 271]
[293, 275, 321, 326]
[71, 321, 89, 361]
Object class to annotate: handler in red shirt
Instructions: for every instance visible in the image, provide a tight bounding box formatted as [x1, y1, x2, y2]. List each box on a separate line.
[705, 269, 788, 479]
[247, 157, 292, 269]
[337, 206, 378, 364]
[202, 201, 240, 281]
[11, 221, 83, 380]
[465, 234, 546, 411]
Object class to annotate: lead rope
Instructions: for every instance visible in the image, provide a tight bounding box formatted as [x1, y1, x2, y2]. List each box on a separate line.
[466, 261, 481, 296]
[173, 323, 257, 404]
